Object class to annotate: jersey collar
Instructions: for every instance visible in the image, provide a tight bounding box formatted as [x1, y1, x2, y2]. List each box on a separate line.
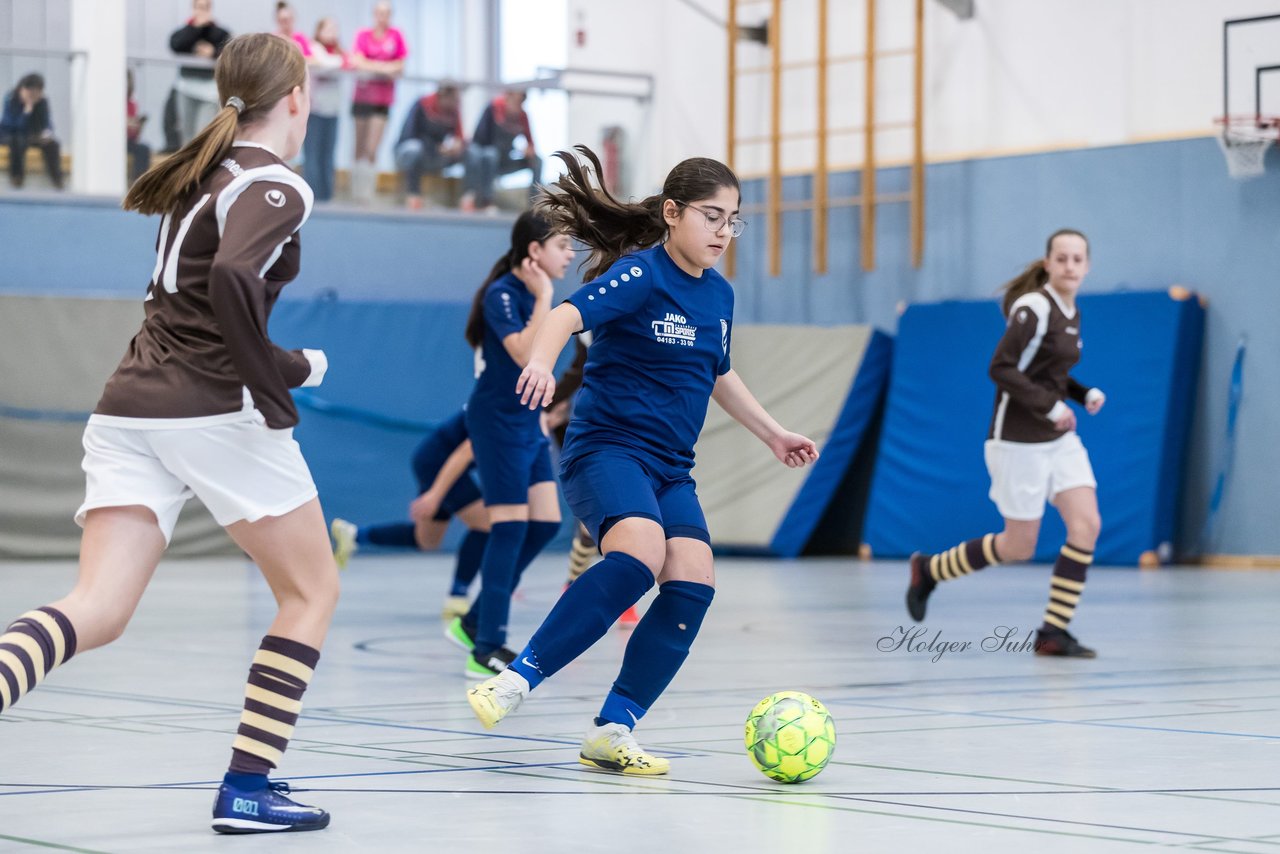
[231, 139, 281, 158]
[1042, 283, 1077, 319]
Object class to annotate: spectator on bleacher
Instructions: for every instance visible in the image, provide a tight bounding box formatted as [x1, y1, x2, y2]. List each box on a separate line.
[461, 88, 540, 214]
[126, 70, 151, 185]
[304, 17, 348, 203]
[273, 2, 311, 55]
[1, 73, 63, 190]
[349, 1, 408, 204]
[169, 0, 231, 145]
[394, 83, 466, 210]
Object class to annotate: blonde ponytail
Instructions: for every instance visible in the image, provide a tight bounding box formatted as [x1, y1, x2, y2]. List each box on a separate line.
[123, 33, 306, 215]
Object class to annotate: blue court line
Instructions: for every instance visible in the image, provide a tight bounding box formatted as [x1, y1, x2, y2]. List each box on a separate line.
[0, 833, 110, 854]
[30, 685, 586, 746]
[0, 753, 704, 798]
[827, 793, 1239, 845]
[837, 698, 1280, 740]
[814, 673, 1280, 708]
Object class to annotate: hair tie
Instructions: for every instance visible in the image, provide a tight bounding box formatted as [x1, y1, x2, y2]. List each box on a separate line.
[225, 96, 245, 114]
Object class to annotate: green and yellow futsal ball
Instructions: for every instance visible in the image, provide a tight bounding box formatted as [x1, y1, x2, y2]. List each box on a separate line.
[744, 691, 836, 783]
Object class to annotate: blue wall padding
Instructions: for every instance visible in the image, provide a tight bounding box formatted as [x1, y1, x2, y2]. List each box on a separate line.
[270, 299, 577, 550]
[270, 300, 475, 548]
[863, 290, 1204, 565]
[769, 329, 894, 558]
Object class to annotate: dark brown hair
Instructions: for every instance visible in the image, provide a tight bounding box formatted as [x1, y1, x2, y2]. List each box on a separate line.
[464, 211, 554, 348]
[1000, 228, 1089, 316]
[535, 145, 740, 281]
[123, 33, 306, 215]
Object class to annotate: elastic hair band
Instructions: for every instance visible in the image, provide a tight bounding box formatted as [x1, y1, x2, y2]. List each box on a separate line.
[225, 96, 245, 114]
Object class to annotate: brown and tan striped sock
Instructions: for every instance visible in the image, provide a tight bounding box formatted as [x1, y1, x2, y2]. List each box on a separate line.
[0, 606, 77, 714]
[228, 635, 320, 776]
[928, 534, 1001, 584]
[1041, 543, 1092, 631]
[566, 526, 597, 584]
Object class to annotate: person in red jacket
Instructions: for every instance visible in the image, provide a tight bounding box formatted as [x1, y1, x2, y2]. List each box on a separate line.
[394, 83, 466, 210]
[460, 88, 540, 212]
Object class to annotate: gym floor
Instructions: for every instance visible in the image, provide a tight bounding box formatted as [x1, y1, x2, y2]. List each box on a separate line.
[1, 553, 1275, 853]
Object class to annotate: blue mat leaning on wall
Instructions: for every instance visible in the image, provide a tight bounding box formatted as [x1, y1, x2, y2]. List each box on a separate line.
[863, 289, 1204, 566]
[271, 299, 579, 552]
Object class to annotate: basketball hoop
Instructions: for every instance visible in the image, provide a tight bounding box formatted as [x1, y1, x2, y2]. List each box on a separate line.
[1214, 115, 1279, 179]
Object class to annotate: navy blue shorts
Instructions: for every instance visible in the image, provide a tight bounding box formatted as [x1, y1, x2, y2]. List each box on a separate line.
[467, 418, 556, 506]
[411, 440, 483, 521]
[560, 449, 709, 546]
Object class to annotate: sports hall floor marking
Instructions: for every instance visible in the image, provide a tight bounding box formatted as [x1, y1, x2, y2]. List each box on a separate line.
[0, 834, 111, 854]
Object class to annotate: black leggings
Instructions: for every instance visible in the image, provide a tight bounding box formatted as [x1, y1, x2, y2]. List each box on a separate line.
[2, 132, 62, 187]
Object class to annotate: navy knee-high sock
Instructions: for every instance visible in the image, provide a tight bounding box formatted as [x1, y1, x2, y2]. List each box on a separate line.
[461, 521, 560, 627]
[451, 529, 488, 596]
[474, 521, 528, 655]
[359, 522, 419, 549]
[598, 581, 715, 728]
[508, 552, 654, 691]
[510, 520, 560, 589]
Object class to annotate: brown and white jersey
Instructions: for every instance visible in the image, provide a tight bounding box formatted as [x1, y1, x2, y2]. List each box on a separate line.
[93, 143, 323, 430]
[987, 285, 1093, 444]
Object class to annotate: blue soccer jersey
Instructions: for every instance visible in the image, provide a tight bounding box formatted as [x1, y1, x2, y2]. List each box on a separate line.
[470, 272, 540, 429]
[562, 244, 734, 471]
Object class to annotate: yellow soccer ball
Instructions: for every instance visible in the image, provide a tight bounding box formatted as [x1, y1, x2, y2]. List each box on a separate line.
[744, 691, 836, 783]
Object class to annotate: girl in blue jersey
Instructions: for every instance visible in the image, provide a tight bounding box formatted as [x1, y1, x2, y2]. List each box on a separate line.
[330, 408, 489, 619]
[455, 211, 576, 679]
[467, 147, 819, 775]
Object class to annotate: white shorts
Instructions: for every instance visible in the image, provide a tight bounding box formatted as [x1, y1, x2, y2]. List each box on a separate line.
[983, 432, 1096, 522]
[76, 418, 318, 544]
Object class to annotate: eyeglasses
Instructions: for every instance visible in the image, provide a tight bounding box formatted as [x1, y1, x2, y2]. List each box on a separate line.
[674, 200, 748, 238]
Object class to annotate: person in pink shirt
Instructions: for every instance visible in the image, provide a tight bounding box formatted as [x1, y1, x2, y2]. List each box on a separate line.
[349, 1, 407, 203]
[273, 2, 312, 57]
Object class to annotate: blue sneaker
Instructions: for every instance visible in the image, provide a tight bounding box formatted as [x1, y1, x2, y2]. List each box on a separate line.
[211, 779, 330, 834]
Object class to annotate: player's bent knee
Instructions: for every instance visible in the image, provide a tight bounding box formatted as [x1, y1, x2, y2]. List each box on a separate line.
[1001, 539, 1036, 563]
[1069, 513, 1102, 545]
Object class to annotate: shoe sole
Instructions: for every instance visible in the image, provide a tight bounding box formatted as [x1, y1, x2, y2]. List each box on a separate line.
[578, 754, 669, 776]
[444, 620, 476, 653]
[212, 816, 330, 834]
[1035, 648, 1098, 659]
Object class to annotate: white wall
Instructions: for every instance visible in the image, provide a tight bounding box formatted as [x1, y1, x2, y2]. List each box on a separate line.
[565, 0, 724, 196]
[565, 0, 1280, 186]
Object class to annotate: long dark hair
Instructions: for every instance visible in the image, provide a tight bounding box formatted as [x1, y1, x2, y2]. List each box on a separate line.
[464, 210, 554, 348]
[535, 145, 739, 281]
[124, 34, 306, 215]
[1000, 228, 1089, 317]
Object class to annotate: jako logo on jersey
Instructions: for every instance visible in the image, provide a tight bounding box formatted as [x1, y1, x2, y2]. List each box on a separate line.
[720, 319, 729, 354]
[652, 312, 697, 346]
[264, 189, 287, 208]
[500, 291, 515, 320]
